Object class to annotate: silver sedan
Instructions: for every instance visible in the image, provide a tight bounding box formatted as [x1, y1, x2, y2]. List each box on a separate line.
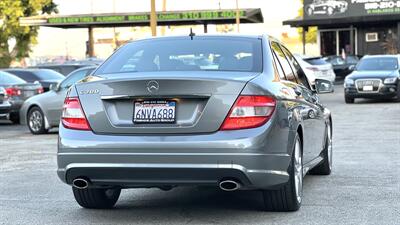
[19, 66, 96, 134]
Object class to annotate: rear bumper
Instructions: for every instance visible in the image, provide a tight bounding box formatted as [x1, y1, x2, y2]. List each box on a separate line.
[57, 120, 293, 190]
[8, 99, 24, 113]
[345, 84, 398, 99]
[0, 102, 11, 119]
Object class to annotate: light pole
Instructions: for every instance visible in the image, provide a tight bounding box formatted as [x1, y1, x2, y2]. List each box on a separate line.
[150, 0, 157, 36]
[235, 0, 240, 33]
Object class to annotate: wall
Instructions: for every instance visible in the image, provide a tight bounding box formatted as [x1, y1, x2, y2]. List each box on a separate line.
[357, 23, 398, 55]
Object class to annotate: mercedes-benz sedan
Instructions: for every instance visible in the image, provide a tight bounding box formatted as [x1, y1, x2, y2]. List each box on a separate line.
[58, 35, 334, 212]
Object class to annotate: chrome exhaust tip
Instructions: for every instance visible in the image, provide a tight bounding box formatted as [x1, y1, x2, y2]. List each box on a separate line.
[219, 180, 241, 192]
[72, 178, 89, 189]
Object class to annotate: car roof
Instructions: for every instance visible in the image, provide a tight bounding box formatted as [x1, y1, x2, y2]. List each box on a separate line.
[4, 68, 54, 72]
[362, 55, 400, 59]
[128, 34, 266, 43]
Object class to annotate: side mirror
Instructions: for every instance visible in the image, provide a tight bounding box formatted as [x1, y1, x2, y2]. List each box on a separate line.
[49, 83, 60, 92]
[315, 79, 334, 94]
[348, 65, 356, 71]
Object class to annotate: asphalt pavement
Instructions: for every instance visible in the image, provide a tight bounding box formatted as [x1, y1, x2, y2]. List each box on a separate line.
[0, 85, 399, 225]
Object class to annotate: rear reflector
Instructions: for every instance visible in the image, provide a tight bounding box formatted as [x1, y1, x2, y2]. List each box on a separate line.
[220, 96, 276, 130]
[61, 97, 91, 130]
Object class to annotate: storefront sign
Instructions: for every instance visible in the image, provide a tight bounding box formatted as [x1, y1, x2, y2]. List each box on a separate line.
[47, 10, 246, 25]
[304, 0, 400, 19]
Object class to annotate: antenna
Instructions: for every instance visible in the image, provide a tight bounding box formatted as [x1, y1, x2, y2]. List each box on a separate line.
[189, 28, 195, 40]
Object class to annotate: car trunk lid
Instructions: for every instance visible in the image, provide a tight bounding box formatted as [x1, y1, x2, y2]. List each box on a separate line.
[76, 71, 259, 134]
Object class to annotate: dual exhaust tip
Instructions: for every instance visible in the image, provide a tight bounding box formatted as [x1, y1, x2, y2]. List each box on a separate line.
[72, 178, 241, 191]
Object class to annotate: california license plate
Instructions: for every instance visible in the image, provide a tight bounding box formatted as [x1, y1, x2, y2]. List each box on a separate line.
[133, 100, 176, 123]
[363, 86, 373, 91]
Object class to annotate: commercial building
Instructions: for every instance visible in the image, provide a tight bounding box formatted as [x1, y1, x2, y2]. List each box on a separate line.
[284, 0, 400, 56]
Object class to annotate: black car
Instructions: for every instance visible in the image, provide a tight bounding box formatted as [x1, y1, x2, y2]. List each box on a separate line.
[0, 71, 44, 123]
[33, 61, 101, 76]
[0, 87, 12, 120]
[3, 68, 64, 92]
[324, 55, 360, 78]
[344, 55, 400, 103]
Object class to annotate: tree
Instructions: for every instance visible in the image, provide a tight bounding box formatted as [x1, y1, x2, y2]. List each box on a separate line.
[0, 0, 57, 68]
[297, 0, 317, 44]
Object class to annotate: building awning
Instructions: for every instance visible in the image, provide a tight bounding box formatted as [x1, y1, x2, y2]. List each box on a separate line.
[284, 14, 400, 28]
[20, 8, 263, 28]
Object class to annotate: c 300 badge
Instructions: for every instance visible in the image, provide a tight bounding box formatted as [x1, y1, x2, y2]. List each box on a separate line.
[80, 89, 99, 95]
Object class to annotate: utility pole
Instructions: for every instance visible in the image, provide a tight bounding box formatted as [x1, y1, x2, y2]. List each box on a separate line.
[161, 0, 167, 36]
[113, 0, 117, 50]
[235, 0, 240, 33]
[150, 0, 157, 36]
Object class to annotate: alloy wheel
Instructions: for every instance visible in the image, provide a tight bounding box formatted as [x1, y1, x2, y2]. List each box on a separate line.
[327, 124, 333, 170]
[294, 137, 303, 203]
[29, 111, 43, 132]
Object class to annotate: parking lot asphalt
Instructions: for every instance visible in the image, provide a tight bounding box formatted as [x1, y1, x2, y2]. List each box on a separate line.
[0, 85, 399, 225]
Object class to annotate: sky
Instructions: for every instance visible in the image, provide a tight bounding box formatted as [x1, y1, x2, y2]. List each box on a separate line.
[31, 0, 302, 59]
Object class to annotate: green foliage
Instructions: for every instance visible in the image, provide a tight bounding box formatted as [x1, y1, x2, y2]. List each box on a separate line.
[0, 0, 57, 67]
[297, 0, 317, 44]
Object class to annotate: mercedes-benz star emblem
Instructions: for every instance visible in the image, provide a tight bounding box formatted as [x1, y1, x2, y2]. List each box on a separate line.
[147, 80, 159, 93]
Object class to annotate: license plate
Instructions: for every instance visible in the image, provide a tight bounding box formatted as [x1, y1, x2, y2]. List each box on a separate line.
[363, 86, 373, 91]
[133, 100, 176, 123]
[23, 91, 35, 97]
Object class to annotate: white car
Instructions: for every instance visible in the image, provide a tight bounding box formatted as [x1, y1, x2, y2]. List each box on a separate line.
[294, 55, 336, 85]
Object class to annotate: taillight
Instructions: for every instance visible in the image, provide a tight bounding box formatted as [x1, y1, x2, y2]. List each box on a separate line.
[220, 96, 276, 130]
[61, 97, 91, 130]
[5, 87, 21, 96]
[37, 87, 44, 94]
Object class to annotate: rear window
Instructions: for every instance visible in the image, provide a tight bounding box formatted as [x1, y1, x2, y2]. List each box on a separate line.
[0, 71, 26, 85]
[95, 37, 262, 74]
[304, 58, 329, 66]
[5, 70, 38, 82]
[356, 57, 398, 71]
[33, 70, 64, 80]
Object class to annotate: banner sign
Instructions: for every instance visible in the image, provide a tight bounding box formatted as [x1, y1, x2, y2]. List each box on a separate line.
[304, 0, 400, 19]
[47, 10, 246, 25]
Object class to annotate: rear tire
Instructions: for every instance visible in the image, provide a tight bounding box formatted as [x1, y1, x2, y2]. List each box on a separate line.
[262, 134, 303, 212]
[309, 122, 332, 175]
[72, 187, 121, 209]
[345, 95, 354, 104]
[9, 113, 20, 124]
[27, 107, 48, 134]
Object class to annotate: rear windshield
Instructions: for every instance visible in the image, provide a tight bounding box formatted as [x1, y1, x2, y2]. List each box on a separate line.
[95, 37, 263, 74]
[304, 58, 329, 65]
[0, 71, 26, 85]
[33, 70, 65, 80]
[356, 57, 398, 71]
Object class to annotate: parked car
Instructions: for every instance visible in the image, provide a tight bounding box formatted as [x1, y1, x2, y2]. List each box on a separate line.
[57, 35, 334, 212]
[3, 68, 64, 92]
[0, 71, 44, 123]
[306, 0, 348, 16]
[34, 60, 101, 76]
[0, 87, 12, 120]
[20, 66, 97, 134]
[294, 55, 336, 85]
[344, 55, 400, 103]
[324, 55, 360, 78]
